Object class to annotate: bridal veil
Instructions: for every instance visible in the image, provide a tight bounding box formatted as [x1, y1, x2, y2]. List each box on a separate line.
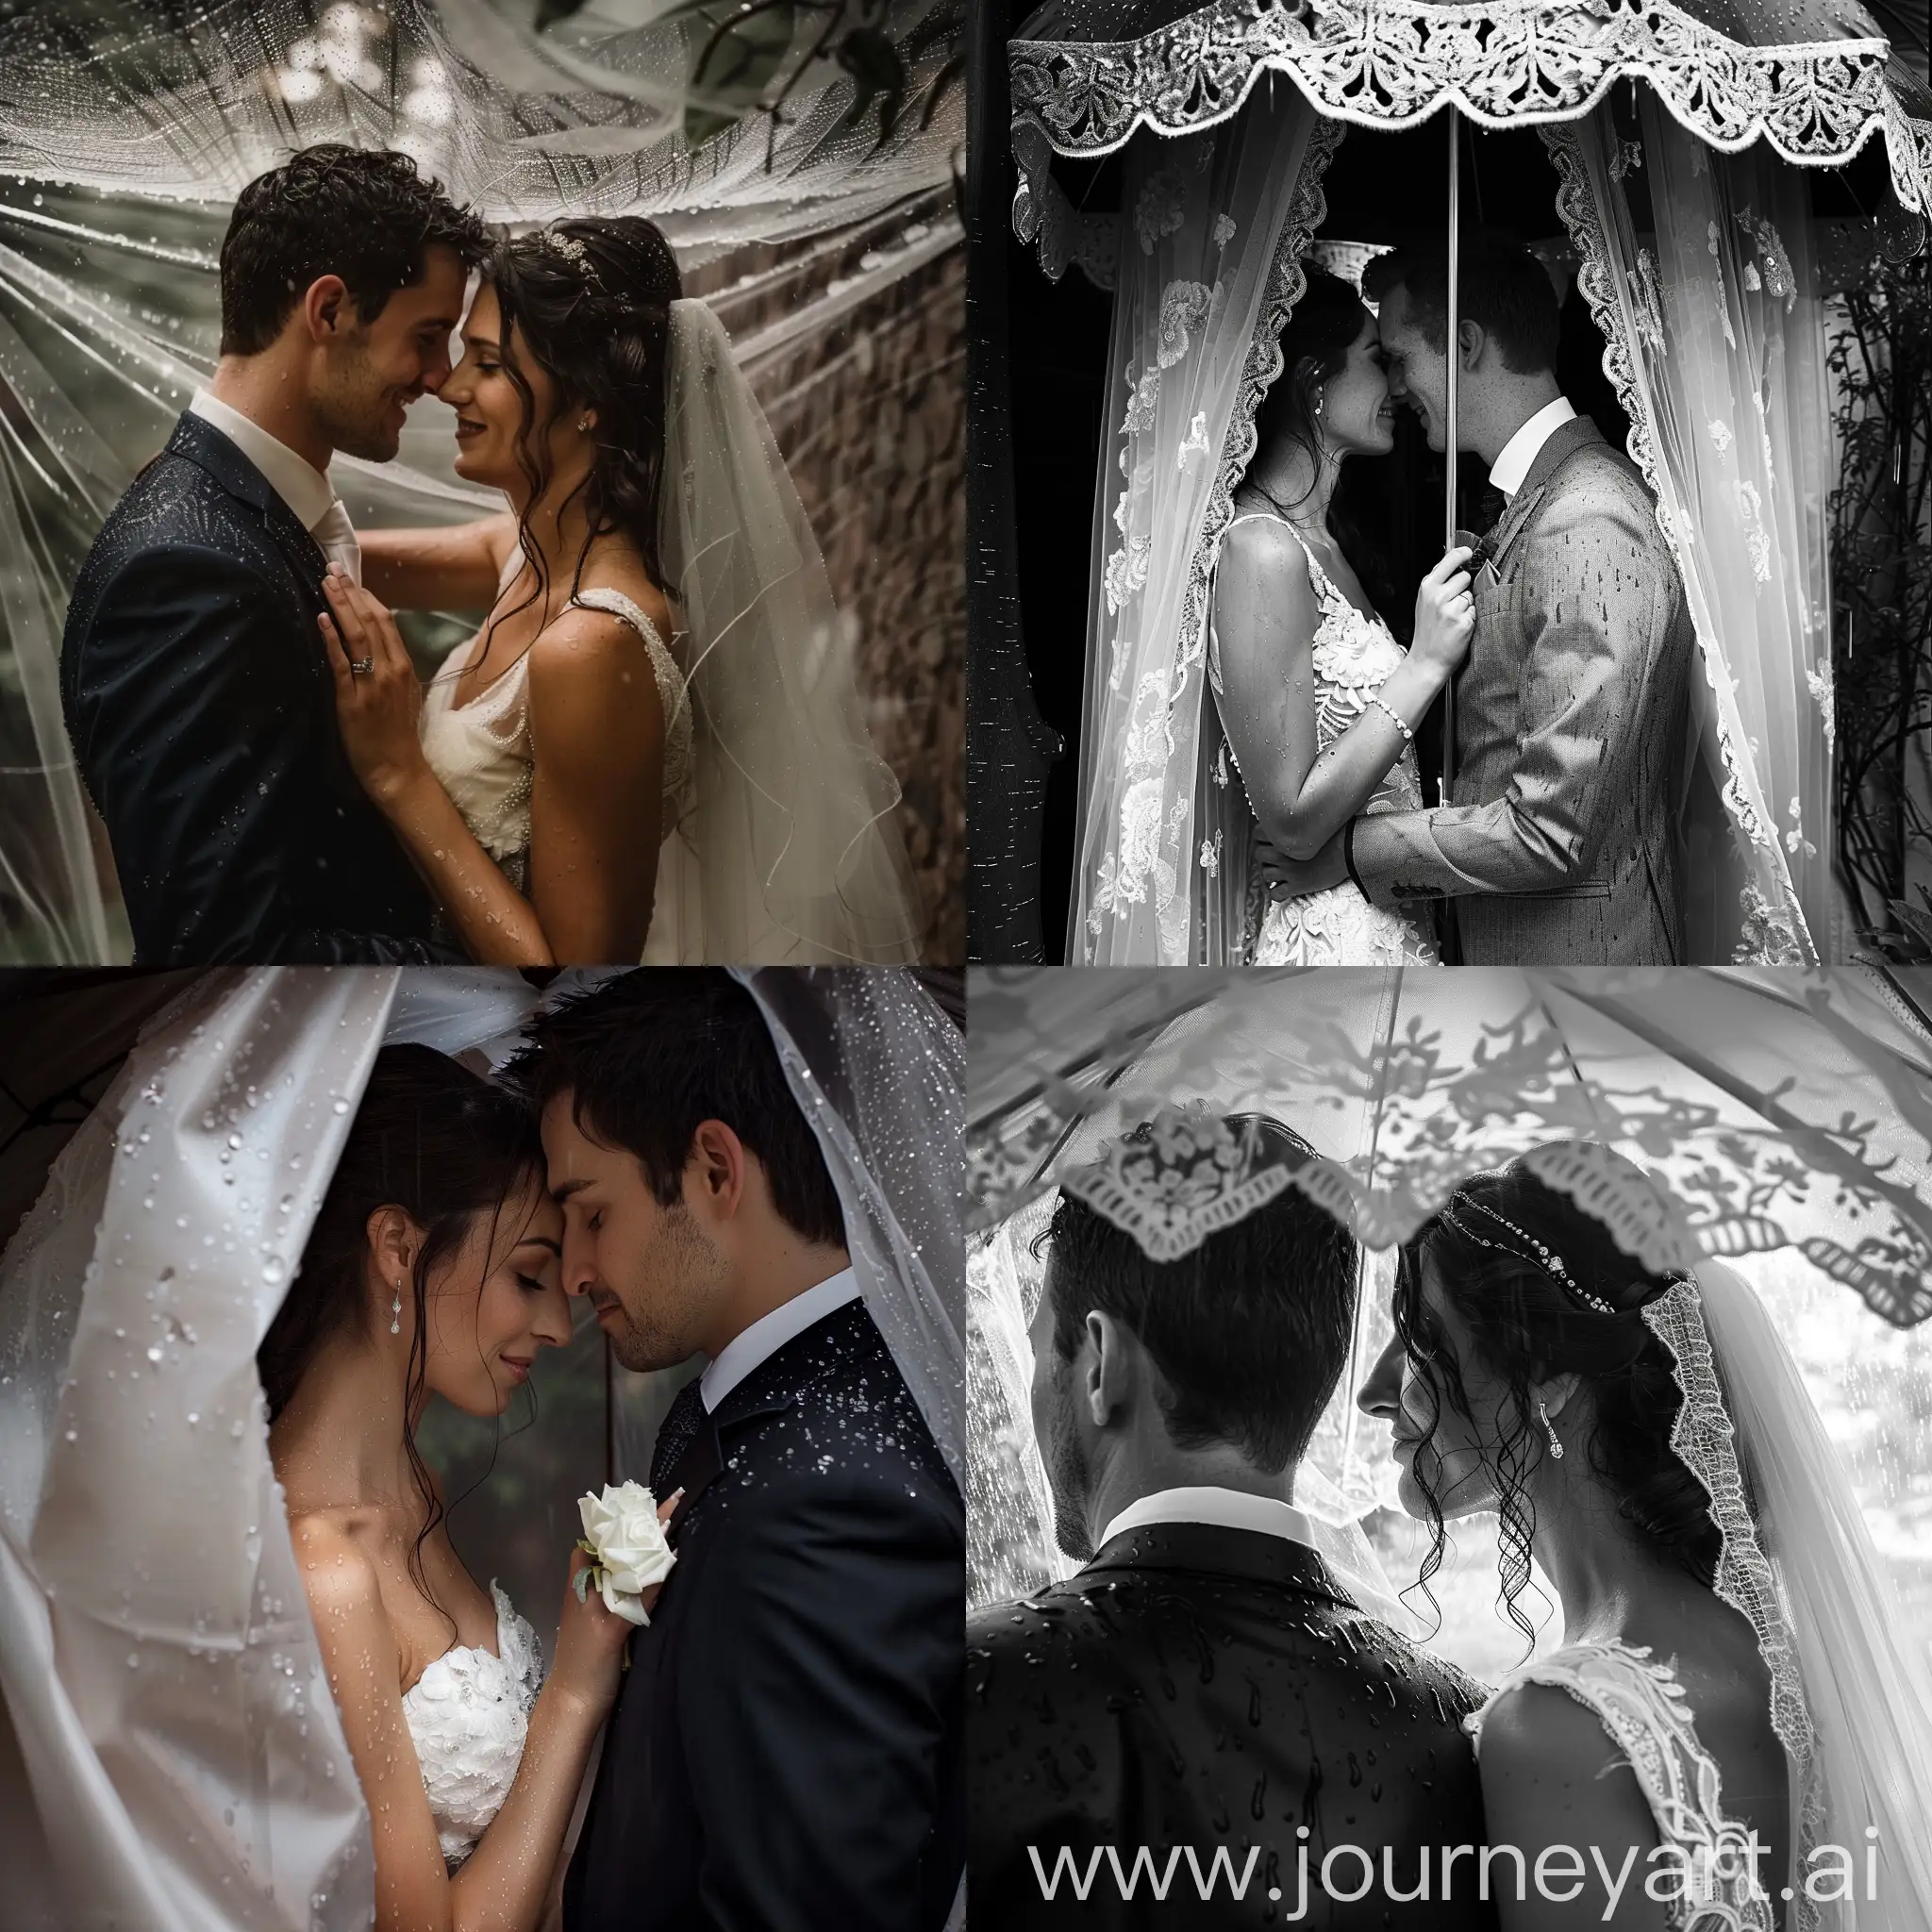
[649, 301, 925, 966]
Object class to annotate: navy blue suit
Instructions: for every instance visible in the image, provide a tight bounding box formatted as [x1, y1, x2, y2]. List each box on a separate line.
[60, 412, 446, 962]
[564, 1299, 965, 1931]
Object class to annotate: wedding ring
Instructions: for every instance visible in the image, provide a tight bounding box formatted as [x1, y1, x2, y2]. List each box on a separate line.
[350, 657, 374, 676]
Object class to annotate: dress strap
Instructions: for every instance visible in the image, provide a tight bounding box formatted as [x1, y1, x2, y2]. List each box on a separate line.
[1224, 508, 1342, 614]
[569, 586, 671, 655]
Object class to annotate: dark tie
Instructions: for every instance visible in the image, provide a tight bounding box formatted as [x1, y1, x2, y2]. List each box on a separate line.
[650, 1376, 707, 1493]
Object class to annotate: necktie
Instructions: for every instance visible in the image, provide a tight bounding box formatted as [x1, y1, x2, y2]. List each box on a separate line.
[650, 1376, 708, 1493]
[310, 498, 362, 586]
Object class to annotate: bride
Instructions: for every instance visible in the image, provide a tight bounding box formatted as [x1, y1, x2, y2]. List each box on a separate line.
[317, 216, 923, 967]
[1360, 1156, 1932, 1929]
[1211, 264, 1473, 965]
[261, 1042, 673, 1927]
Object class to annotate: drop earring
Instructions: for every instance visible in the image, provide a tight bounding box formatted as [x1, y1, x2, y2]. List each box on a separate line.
[1312, 387, 1325, 420]
[1539, 1399, 1564, 1459]
[391, 1280, 404, 1336]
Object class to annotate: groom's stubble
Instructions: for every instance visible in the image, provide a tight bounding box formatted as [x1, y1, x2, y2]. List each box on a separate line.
[599, 1198, 730, 1374]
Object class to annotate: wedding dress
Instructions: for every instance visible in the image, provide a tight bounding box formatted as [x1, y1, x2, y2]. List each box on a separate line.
[1208, 514, 1438, 966]
[1470, 1641, 1774, 1931]
[400, 1580, 546, 1873]
[417, 567, 696, 953]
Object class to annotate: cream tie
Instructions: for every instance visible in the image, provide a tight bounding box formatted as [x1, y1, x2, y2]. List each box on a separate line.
[310, 497, 363, 587]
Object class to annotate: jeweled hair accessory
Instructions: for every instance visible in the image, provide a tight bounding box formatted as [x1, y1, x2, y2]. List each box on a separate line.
[1436, 1194, 1622, 1314]
[542, 227, 601, 288]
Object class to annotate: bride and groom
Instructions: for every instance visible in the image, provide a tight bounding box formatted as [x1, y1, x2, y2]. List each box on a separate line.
[59, 142, 921, 968]
[264, 971, 962, 1929]
[1209, 235, 1693, 966]
[969, 1118, 1932, 1927]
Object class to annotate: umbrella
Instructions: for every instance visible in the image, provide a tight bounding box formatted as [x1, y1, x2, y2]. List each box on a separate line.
[968, 963, 1932, 1325]
[1008, 0, 1932, 959]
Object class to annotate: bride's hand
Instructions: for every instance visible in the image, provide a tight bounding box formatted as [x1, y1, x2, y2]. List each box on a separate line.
[1410, 546, 1476, 678]
[549, 1492, 680, 1714]
[320, 567, 427, 805]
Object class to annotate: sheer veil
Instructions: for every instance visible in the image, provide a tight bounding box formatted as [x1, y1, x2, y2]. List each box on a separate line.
[648, 301, 924, 965]
[1668, 1259, 1932, 1930]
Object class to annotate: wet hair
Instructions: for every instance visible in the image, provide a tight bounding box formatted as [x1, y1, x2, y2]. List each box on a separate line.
[1249, 263, 1397, 618]
[503, 969, 845, 1249]
[257, 1044, 545, 1634]
[479, 217, 683, 635]
[219, 143, 491, 358]
[1393, 1158, 1721, 1653]
[1363, 231, 1561, 376]
[1040, 1116, 1358, 1474]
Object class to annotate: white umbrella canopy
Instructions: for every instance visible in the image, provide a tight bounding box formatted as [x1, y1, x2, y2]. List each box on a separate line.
[968, 965, 1932, 1324]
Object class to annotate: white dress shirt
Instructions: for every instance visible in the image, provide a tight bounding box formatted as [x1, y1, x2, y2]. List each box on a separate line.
[1488, 394, 1578, 500]
[698, 1266, 861, 1412]
[1098, 1484, 1318, 1554]
[188, 389, 362, 583]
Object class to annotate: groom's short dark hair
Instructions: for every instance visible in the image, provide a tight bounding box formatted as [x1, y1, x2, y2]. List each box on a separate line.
[219, 144, 491, 357]
[1366, 232, 1561, 376]
[1041, 1117, 1357, 1474]
[504, 970, 845, 1248]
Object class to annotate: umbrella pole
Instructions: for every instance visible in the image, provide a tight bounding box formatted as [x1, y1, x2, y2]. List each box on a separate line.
[1441, 107, 1460, 807]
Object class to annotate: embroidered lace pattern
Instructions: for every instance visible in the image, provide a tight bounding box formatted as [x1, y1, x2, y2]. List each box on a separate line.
[1008, 0, 1932, 216]
[1469, 1641, 1774, 1932]
[1539, 122, 1812, 968]
[419, 585, 695, 897]
[1208, 516, 1436, 965]
[1642, 1278, 1825, 1930]
[401, 1582, 545, 1872]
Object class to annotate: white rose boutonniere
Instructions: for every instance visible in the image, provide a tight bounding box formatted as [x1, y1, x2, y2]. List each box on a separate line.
[576, 1481, 677, 1627]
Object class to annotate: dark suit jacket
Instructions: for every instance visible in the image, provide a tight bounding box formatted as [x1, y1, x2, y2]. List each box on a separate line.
[969, 1523, 1497, 1928]
[59, 411, 446, 962]
[564, 1299, 964, 1931]
[1351, 414, 1693, 964]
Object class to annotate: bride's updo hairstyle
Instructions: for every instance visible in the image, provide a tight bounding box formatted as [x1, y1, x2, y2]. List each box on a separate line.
[257, 1045, 545, 1622]
[484, 215, 683, 608]
[1394, 1156, 1720, 1648]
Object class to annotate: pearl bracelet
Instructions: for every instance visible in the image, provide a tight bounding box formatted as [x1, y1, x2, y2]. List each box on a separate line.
[1370, 692, 1413, 742]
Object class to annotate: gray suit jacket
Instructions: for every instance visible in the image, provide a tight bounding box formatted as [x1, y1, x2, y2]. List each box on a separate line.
[1350, 414, 1693, 964]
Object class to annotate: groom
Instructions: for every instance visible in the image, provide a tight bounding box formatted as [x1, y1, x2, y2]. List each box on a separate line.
[970, 1117, 1493, 1927]
[60, 143, 491, 963]
[1271, 235, 1693, 964]
[511, 971, 964, 1931]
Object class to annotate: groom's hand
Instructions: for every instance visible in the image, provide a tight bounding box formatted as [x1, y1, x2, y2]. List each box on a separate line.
[1256, 828, 1349, 897]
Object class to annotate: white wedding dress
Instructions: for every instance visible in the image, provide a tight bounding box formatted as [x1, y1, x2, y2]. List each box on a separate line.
[418, 568, 696, 957]
[400, 1580, 545, 1872]
[1208, 514, 1438, 965]
[1470, 1641, 1774, 1930]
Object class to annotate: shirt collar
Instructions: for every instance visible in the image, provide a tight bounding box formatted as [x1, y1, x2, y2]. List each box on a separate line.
[698, 1266, 860, 1412]
[1488, 394, 1578, 499]
[1099, 1485, 1318, 1554]
[188, 390, 341, 534]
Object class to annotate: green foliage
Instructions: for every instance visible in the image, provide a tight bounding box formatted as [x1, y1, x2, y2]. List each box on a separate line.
[1828, 248, 1932, 953]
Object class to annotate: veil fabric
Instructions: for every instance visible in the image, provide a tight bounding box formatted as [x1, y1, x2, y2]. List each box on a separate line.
[0, 964, 962, 1928]
[1051, 82, 1341, 963]
[650, 301, 924, 965]
[1678, 1259, 1932, 1930]
[1545, 106, 1840, 964]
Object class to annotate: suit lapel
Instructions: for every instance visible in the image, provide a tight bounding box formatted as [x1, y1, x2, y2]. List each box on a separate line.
[658, 1385, 792, 1533]
[168, 410, 329, 605]
[1486, 413, 1605, 575]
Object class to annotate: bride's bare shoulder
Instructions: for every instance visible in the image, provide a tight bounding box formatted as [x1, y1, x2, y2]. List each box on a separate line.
[1475, 1677, 1657, 1846]
[288, 1508, 388, 1614]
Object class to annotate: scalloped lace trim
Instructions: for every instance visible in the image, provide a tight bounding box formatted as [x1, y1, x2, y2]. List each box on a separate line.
[1539, 120, 1814, 967]
[1009, 0, 1932, 215]
[1642, 1280, 1826, 1932]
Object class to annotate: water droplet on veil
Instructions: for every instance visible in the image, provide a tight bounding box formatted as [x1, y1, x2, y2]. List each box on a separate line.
[146, 1346, 162, 1364]
[262, 1260, 285, 1287]
[331, 1098, 349, 1115]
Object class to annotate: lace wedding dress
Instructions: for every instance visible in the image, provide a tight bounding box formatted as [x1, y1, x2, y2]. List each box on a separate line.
[1470, 1641, 1774, 1931]
[417, 572, 695, 952]
[400, 1580, 546, 1872]
[1209, 514, 1438, 966]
